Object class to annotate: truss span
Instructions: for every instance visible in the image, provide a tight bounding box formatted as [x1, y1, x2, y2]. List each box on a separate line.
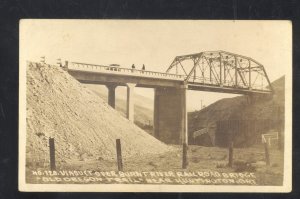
[166, 51, 273, 92]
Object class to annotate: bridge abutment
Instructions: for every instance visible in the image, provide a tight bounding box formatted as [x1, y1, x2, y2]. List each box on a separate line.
[154, 86, 188, 145]
[126, 83, 136, 121]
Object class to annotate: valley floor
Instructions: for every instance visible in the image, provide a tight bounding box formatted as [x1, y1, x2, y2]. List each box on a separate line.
[26, 145, 284, 186]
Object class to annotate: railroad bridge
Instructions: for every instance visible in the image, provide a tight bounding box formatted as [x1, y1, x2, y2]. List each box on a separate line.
[65, 51, 273, 145]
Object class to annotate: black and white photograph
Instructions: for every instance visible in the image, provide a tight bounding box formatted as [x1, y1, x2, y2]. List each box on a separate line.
[18, 20, 292, 192]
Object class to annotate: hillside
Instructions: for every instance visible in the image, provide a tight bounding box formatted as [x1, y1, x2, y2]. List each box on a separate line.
[85, 85, 154, 134]
[26, 62, 172, 166]
[188, 76, 285, 147]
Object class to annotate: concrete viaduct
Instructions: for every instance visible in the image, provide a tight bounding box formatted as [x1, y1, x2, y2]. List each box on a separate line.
[65, 51, 273, 146]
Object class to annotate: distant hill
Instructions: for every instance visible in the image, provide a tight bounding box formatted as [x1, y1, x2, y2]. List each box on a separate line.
[188, 76, 285, 147]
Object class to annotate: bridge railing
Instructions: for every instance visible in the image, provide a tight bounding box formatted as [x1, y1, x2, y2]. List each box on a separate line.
[68, 62, 186, 80]
[188, 76, 243, 88]
[188, 76, 221, 85]
[189, 76, 267, 90]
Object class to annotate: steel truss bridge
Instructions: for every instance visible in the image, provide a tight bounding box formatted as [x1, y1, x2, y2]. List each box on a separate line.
[66, 50, 273, 95]
[166, 50, 273, 94]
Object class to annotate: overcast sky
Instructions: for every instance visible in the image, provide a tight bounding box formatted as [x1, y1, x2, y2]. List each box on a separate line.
[20, 20, 292, 111]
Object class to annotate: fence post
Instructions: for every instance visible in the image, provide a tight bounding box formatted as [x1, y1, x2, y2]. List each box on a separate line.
[182, 143, 188, 169]
[264, 141, 270, 166]
[116, 139, 123, 171]
[278, 123, 282, 150]
[49, 137, 56, 170]
[277, 106, 282, 150]
[228, 141, 234, 167]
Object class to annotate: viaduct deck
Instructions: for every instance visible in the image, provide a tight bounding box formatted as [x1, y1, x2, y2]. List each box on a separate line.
[67, 62, 271, 95]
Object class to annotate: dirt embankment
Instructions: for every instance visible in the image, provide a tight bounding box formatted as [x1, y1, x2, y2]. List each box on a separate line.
[85, 84, 154, 134]
[188, 76, 285, 147]
[26, 62, 172, 165]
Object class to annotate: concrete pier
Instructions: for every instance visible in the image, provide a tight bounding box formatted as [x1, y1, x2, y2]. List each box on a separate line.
[126, 83, 136, 121]
[106, 84, 117, 108]
[154, 86, 188, 144]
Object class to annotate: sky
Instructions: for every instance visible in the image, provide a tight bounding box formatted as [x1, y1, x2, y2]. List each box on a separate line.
[20, 20, 292, 111]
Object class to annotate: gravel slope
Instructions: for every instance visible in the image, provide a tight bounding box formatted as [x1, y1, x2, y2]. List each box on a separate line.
[26, 62, 172, 164]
